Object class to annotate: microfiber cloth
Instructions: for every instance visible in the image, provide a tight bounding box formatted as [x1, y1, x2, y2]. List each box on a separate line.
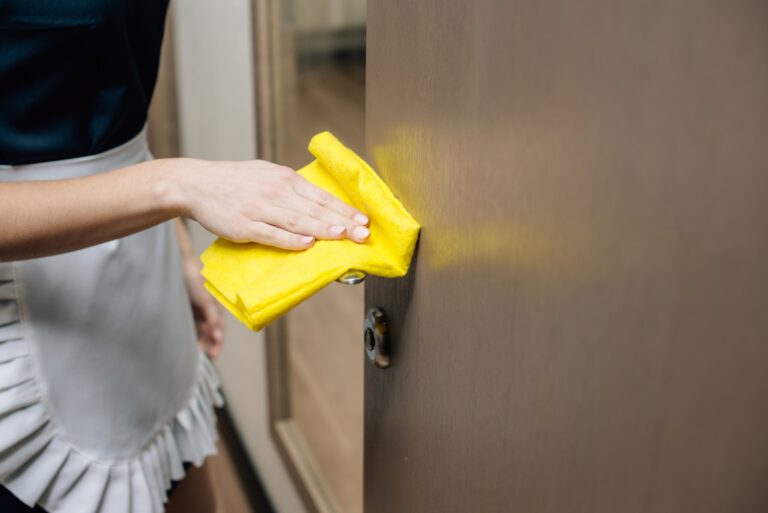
[200, 131, 420, 331]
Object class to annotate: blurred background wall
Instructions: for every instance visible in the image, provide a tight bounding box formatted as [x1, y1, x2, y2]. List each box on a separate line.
[285, 0, 364, 32]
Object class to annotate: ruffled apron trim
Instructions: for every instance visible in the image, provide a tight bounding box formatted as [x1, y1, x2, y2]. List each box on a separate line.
[0, 265, 225, 513]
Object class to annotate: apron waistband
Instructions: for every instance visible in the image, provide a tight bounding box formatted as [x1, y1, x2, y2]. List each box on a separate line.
[0, 127, 151, 181]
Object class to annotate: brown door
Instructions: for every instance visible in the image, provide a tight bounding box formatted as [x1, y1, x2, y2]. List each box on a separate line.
[364, 2, 768, 512]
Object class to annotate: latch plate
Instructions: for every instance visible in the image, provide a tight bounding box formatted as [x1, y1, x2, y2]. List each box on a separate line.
[364, 307, 390, 369]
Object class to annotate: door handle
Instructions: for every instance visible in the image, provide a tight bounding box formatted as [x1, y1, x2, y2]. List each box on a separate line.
[337, 270, 366, 285]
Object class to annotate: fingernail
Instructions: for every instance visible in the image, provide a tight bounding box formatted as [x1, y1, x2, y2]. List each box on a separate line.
[301, 236, 315, 245]
[353, 226, 370, 239]
[354, 214, 369, 225]
[329, 225, 345, 236]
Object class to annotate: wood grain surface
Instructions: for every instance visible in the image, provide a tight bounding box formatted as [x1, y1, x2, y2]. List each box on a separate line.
[365, 2, 768, 512]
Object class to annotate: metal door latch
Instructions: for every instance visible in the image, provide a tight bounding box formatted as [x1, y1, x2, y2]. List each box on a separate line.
[364, 307, 390, 369]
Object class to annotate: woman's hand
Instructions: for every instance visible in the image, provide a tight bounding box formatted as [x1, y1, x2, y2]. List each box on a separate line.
[175, 220, 225, 359]
[173, 159, 370, 250]
[185, 260, 225, 360]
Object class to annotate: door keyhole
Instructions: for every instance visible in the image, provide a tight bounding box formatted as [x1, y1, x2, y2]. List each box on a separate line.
[365, 327, 376, 352]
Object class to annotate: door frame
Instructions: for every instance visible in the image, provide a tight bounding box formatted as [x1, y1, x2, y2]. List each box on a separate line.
[253, 1, 344, 512]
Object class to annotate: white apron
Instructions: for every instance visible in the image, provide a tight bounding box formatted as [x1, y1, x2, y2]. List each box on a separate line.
[0, 129, 223, 513]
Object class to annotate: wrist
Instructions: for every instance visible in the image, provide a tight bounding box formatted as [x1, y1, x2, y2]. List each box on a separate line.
[151, 158, 200, 218]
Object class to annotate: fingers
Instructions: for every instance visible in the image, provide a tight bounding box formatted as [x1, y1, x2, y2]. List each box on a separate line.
[294, 202, 370, 242]
[196, 300, 225, 360]
[208, 328, 223, 360]
[197, 321, 223, 360]
[205, 303, 224, 360]
[285, 176, 370, 242]
[244, 221, 316, 250]
[261, 206, 370, 243]
[291, 176, 370, 226]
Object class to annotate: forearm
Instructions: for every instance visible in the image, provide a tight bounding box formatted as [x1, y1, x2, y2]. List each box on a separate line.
[0, 158, 187, 261]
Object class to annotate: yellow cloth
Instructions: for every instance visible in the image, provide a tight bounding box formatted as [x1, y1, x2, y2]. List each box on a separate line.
[200, 131, 420, 331]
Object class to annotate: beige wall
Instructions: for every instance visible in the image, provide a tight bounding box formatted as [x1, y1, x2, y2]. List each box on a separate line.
[284, 0, 365, 32]
[171, 2, 307, 512]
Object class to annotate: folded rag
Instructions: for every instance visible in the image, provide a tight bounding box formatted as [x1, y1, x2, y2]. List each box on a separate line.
[200, 131, 420, 331]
